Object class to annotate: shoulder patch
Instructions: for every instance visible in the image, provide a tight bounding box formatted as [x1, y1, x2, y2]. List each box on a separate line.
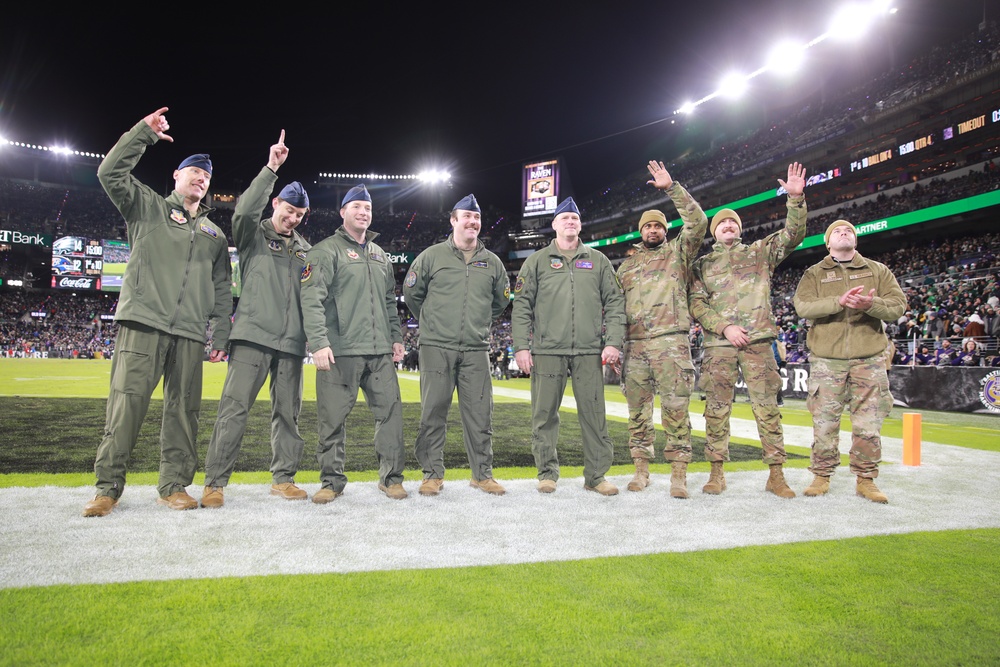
[504, 286, 511, 299]
[300, 263, 313, 282]
[170, 209, 187, 224]
[199, 224, 218, 238]
[404, 270, 417, 288]
[514, 276, 525, 293]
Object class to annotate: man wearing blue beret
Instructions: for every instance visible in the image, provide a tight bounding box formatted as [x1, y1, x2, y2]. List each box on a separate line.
[200, 130, 313, 508]
[301, 183, 409, 501]
[403, 194, 510, 496]
[511, 196, 626, 495]
[84, 107, 232, 517]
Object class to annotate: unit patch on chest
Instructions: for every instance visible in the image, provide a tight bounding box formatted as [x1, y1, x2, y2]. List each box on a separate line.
[269, 240, 283, 252]
[821, 271, 842, 284]
[170, 209, 188, 224]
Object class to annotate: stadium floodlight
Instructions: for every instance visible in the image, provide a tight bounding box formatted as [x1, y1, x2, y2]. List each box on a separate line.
[718, 73, 749, 99]
[417, 170, 451, 184]
[828, 3, 875, 41]
[677, 101, 696, 115]
[51, 146, 73, 156]
[765, 40, 806, 76]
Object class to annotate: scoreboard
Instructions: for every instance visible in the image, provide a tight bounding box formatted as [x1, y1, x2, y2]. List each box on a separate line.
[51, 236, 102, 290]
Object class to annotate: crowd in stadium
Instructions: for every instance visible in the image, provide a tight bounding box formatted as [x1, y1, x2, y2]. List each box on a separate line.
[3, 18, 1000, 369]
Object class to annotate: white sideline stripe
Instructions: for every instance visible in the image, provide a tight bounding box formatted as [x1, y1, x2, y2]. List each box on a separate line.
[1, 380, 996, 590]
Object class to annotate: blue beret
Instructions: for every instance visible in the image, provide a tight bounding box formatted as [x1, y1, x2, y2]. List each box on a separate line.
[278, 181, 309, 209]
[553, 197, 580, 217]
[342, 184, 371, 207]
[453, 194, 481, 213]
[177, 154, 212, 175]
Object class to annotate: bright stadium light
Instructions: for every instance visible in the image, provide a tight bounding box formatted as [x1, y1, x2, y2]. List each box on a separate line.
[719, 73, 749, 99]
[828, 3, 875, 41]
[766, 40, 806, 75]
[417, 170, 451, 184]
[677, 101, 696, 115]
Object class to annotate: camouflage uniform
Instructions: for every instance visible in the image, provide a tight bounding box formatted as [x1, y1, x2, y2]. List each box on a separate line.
[616, 182, 708, 462]
[689, 194, 806, 463]
[793, 251, 905, 478]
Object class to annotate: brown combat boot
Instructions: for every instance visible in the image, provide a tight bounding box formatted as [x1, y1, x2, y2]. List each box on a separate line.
[419, 478, 445, 496]
[379, 483, 409, 500]
[803, 474, 831, 497]
[670, 462, 688, 499]
[470, 478, 506, 496]
[82, 495, 117, 517]
[765, 464, 796, 498]
[585, 480, 619, 496]
[627, 458, 651, 492]
[702, 461, 726, 494]
[856, 476, 888, 504]
[200, 486, 224, 508]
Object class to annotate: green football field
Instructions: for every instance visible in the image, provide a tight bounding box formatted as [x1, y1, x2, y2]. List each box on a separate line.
[1, 358, 998, 666]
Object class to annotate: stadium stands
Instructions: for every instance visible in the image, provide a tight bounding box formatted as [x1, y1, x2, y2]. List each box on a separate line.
[3, 19, 1000, 369]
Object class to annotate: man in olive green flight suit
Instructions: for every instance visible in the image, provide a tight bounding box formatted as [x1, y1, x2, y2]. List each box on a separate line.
[403, 194, 510, 496]
[512, 196, 626, 496]
[83, 107, 231, 517]
[201, 130, 312, 508]
[300, 184, 408, 502]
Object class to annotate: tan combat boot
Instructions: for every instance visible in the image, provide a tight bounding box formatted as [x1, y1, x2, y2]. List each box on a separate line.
[627, 458, 651, 492]
[856, 476, 888, 504]
[765, 464, 796, 498]
[585, 480, 620, 496]
[200, 486, 224, 508]
[702, 461, 726, 494]
[670, 462, 689, 499]
[378, 483, 409, 500]
[803, 474, 831, 497]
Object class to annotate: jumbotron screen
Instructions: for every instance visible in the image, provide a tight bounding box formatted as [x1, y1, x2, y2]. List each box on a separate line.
[100, 239, 241, 297]
[521, 159, 560, 218]
[100, 239, 130, 292]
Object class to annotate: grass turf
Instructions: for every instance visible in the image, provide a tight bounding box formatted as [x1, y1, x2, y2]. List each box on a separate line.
[1, 530, 997, 666]
[2, 358, 999, 665]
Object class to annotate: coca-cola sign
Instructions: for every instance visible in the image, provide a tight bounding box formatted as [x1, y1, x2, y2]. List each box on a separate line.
[56, 276, 98, 289]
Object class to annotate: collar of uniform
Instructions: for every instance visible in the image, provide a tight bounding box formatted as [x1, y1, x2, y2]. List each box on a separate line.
[711, 240, 743, 253]
[820, 250, 867, 269]
[447, 234, 484, 257]
[262, 220, 310, 251]
[165, 190, 214, 218]
[547, 238, 588, 258]
[335, 225, 379, 245]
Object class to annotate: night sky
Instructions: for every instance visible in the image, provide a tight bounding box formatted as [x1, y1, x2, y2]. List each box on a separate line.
[1, 1, 995, 214]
